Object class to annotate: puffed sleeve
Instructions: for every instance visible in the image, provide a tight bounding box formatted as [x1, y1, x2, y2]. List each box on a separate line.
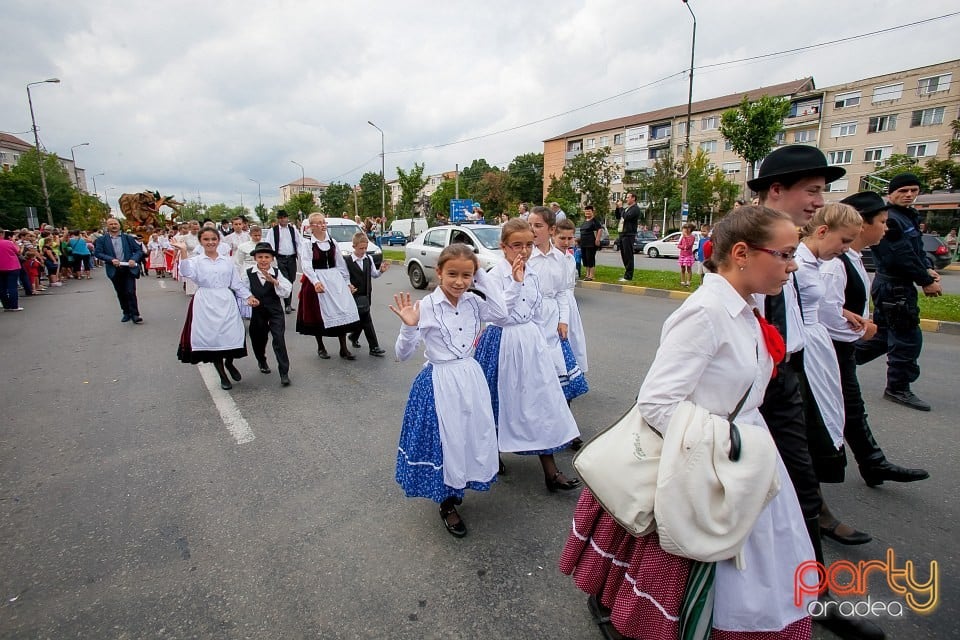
[228, 261, 252, 299]
[299, 238, 318, 284]
[820, 259, 862, 341]
[273, 269, 293, 299]
[395, 323, 422, 362]
[177, 255, 198, 281]
[473, 267, 512, 324]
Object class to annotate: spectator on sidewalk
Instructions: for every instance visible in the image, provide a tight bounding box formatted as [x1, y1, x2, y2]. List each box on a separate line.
[0, 230, 24, 311]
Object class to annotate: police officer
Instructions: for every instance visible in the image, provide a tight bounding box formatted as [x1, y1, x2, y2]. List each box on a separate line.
[856, 173, 941, 411]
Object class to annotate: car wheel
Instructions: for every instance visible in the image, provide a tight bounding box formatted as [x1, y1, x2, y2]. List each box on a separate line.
[409, 263, 427, 290]
[647, 247, 660, 258]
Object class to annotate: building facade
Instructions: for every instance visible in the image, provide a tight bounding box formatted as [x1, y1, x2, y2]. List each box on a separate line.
[1, 132, 88, 192]
[279, 177, 328, 204]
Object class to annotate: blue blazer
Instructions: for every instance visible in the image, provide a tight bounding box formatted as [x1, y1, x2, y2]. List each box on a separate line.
[94, 233, 144, 279]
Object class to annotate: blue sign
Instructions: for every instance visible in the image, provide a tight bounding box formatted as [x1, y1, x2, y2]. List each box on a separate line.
[681, 202, 689, 222]
[450, 198, 474, 222]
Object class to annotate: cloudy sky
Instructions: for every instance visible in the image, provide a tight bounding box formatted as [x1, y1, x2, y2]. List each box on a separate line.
[2, 0, 957, 210]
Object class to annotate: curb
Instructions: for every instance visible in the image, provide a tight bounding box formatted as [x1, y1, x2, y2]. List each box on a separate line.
[575, 280, 960, 336]
[946, 263, 960, 272]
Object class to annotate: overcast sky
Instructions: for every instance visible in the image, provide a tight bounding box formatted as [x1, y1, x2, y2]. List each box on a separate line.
[2, 0, 957, 210]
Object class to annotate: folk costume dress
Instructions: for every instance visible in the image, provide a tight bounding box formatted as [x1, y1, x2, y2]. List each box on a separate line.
[559, 274, 815, 640]
[395, 268, 511, 503]
[794, 242, 846, 482]
[527, 244, 588, 401]
[474, 259, 580, 454]
[178, 233, 201, 295]
[176, 253, 251, 364]
[147, 234, 170, 272]
[561, 248, 589, 373]
[295, 236, 360, 337]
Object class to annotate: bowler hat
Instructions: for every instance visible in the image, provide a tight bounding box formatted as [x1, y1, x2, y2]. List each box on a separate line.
[252, 242, 276, 256]
[747, 145, 846, 192]
[840, 191, 888, 215]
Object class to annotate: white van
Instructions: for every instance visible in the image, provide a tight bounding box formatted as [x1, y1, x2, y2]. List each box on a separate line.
[322, 217, 383, 267]
[390, 218, 428, 240]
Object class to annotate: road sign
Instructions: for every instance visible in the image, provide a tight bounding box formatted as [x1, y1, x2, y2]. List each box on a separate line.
[25, 207, 38, 229]
[681, 202, 689, 223]
[450, 199, 474, 223]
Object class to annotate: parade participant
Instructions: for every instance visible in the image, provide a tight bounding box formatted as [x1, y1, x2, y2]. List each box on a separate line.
[93, 218, 145, 324]
[578, 205, 603, 281]
[265, 210, 302, 314]
[172, 228, 254, 390]
[677, 223, 696, 287]
[474, 219, 581, 492]
[223, 216, 250, 255]
[295, 213, 360, 360]
[855, 173, 940, 411]
[346, 232, 389, 357]
[147, 229, 170, 278]
[391, 244, 513, 537]
[234, 225, 263, 271]
[554, 219, 588, 375]
[560, 205, 815, 640]
[825, 192, 930, 488]
[246, 242, 292, 387]
[527, 207, 587, 402]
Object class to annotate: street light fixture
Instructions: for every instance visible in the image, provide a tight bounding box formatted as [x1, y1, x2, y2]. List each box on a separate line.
[248, 177, 262, 212]
[367, 120, 386, 226]
[91, 172, 105, 200]
[290, 160, 305, 219]
[26, 77, 60, 226]
[70, 142, 90, 190]
[680, 0, 696, 224]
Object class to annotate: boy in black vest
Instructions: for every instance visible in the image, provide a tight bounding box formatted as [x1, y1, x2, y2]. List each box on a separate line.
[248, 242, 292, 386]
[345, 232, 389, 356]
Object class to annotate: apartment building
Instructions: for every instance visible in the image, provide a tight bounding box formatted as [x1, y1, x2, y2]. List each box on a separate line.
[0, 132, 88, 192]
[279, 177, 328, 203]
[386, 170, 458, 210]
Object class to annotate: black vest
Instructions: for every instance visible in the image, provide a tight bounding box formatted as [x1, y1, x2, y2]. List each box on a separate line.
[838, 252, 867, 314]
[345, 255, 372, 298]
[764, 274, 802, 344]
[273, 224, 298, 256]
[311, 241, 337, 270]
[247, 268, 283, 310]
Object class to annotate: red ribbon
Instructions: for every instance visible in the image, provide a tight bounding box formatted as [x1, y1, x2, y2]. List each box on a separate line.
[754, 308, 786, 377]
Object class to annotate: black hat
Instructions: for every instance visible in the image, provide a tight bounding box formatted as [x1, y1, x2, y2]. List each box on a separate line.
[276, 209, 289, 218]
[251, 242, 275, 256]
[747, 145, 846, 192]
[840, 191, 888, 215]
[888, 173, 921, 194]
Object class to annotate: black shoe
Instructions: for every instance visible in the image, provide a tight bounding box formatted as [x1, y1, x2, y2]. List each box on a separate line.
[280, 374, 291, 387]
[339, 350, 356, 361]
[814, 596, 886, 639]
[225, 362, 242, 381]
[317, 348, 330, 359]
[258, 362, 271, 374]
[121, 314, 131, 322]
[439, 506, 467, 538]
[820, 520, 872, 545]
[860, 460, 930, 487]
[220, 380, 233, 391]
[349, 339, 362, 349]
[498, 456, 507, 475]
[284, 306, 293, 314]
[569, 437, 584, 452]
[883, 388, 931, 411]
[131, 316, 143, 324]
[587, 595, 628, 640]
[369, 347, 386, 357]
[545, 471, 581, 493]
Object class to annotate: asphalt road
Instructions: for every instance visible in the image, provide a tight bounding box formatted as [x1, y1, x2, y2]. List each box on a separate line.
[1, 271, 956, 639]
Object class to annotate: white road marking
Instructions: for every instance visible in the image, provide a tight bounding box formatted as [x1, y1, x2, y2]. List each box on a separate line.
[158, 279, 167, 289]
[197, 363, 256, 445]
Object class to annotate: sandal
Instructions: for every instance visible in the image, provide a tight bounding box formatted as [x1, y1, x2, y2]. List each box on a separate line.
[439, 505, 467, 538]
[545, 471, 581, 493]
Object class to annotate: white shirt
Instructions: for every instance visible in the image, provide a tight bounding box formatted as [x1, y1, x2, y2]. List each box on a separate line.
[527, 244, 570, 324]
[554, 209, 567, 223]
[192, 242, 232, 257]
[224, 231, 250, 254]
[350, 253, 382, 278]
[299, 236, 349, 285]
[820, 248, 870, 343]
[755, 273, 805, 354]
[246, 265, 292, 299]
[267, 223, 302, 256]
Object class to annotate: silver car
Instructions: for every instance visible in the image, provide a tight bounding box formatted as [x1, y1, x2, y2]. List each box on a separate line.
[404, 224, 504, 289]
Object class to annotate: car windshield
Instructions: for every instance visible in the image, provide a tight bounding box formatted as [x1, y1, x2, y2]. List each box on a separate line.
[471, 227, 502, 250]
[328, 224, 363, 243]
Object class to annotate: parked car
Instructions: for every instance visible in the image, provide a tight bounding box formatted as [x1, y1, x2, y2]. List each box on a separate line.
[631, 230, 659, 254]
[324, 217, 383, 268]
[404, 224, 503, 289]
[378, 231, 408, 246]
[576, 225, 611, 249]
[861, 233, 952, 272]
[644, 231, 702, 259]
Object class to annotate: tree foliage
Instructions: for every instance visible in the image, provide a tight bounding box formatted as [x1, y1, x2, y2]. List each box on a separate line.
[473, 171, 510, 218]
[459, 159, 495, 196]
[720, 95, 791, 185]
[0, 149, 75, 227]
[429, 179, 461, 223]
[634, 150, 682, 227]
[358, 171, 389, 219]
[396, 162, 428, 219]
[282, 192, 318, 220]
[507, 152, 544, 205]
[561, 148, 618, 221]
[868, 154, 960, 193]
[544, 174, 578, 222]
[68, 191, 111, 230]
[320, 182, 354, 218]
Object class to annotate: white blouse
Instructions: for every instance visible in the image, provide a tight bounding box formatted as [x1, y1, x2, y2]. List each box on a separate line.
[178, 253, 252, 298]
[299, 237, 350, 285]
[487, 259, 541, 326]
[820, 248, 870, 343]
[527, 244, 570, 324]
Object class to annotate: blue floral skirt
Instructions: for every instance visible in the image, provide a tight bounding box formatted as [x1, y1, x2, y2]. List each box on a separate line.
[560, 338, 588, 401]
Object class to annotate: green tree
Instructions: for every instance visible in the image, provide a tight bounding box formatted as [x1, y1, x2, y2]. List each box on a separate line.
[175, 201, 204, 222]
[0, 149, 75, 226]
[563, 148, 618, 221]
[506, 152, 544, 205]
[720, 95, 791, 187]
[429, 179, 463, 223]
[635, 151, 682, 229]
[473, 171, 511, 219]
[922, 158, 960, 192]
[396, 163, 428, 218]
[283, 191, 318, 220]
[707, 168, 741, 219]
[358, 171, 388, 220]
[320, 182, 353, 217]
[949, 119, 960, 156]
[870, 154, 924, 192]
[544, 174, 578, 222]
[68, 191, 111, 230]
[459, 159, 496, 196]
[205, 203, 233, 222]
[254, 203, 268, 223]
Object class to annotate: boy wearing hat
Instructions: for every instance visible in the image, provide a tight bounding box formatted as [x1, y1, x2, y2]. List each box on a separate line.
[247, 242, 292, 386]
[855, 173, 940, 412]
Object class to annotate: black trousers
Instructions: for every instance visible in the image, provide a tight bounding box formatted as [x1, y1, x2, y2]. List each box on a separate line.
[275, 254, 298, 308]
[348, 310, 380, 350]
[833, 340, 884, 467]
[759, 353, 822, 519]
[795, 352, 847, 484]
[109, 268, 140, 316]
[855, 279, 922, 391]
[619, 233, 635, 280]
[250, 304, 289, 375]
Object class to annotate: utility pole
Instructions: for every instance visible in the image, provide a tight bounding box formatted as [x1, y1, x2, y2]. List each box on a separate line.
[26, 78, 60, 226]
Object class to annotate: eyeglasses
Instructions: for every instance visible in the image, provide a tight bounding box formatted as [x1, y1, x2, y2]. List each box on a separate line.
[506, 242, 535, 251]
[747, 244, 796, 262]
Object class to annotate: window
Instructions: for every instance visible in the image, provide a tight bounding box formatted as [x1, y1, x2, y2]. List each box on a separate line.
[700, 116, 719, 130]
[614, 133, 624, 145]
[650, 124, 671, 140]
[0, 152, 6, 163]
[863, 147, 892, 162]
[830, 122, 857, 137]
[825, 178, 849, 193]
[599, 136, 608, 147]
[609, 154, 622, 165]
[625, 127, 647, 146]
[567, 140, 582, 152]
[918, 73, 952, 95]
[649, 147, 668, 160]
[868, 114, 897, 133]
[586, 138, 596, 149]
[872, 83, 904, 103]
[906, 141, 938, 158]
[423, 229, 446, 248]
[699, 140, 717, 153]
[834, 91, 861, 109]
[794, 129, 816, 143]
[911, 107, 945, 127]
[827, 150, 853, 165]
[773, 131, 786, 145]
[789, 99, 820, 117]
[724, 139, 733, 151]
[722, 161, 741, 174]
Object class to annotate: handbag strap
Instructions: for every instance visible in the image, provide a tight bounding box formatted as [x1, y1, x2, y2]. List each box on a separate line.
[726, 383, 753, 463]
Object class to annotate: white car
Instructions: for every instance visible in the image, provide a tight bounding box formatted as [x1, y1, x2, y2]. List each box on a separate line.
[644, 231, 702, 259]
[404, 224, 503, 289]
[311, 217, 383, 267]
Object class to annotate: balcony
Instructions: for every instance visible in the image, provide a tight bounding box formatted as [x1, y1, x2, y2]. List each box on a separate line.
[565, 148, 582, 161]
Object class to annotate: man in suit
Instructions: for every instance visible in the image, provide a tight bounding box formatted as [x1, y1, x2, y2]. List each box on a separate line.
[618, 192, 641, 281]
[94, 218, 144, 324]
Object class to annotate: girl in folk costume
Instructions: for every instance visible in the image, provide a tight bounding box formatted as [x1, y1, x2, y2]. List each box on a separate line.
[172, 228, 255, 391]
[295, 213, 361, 360]
[525, 206, 587, 403]
[391, 244, 514, 538]
[147, 229, 171, 278]
[474, 219, 582, 492]
[553, 218, 588, 450]
[560, 206, 815, 640]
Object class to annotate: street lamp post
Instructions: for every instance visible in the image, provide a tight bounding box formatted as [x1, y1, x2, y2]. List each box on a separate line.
[70, 142, 89, 190]
[26, 78, 60, 226]
[680, 0, 696, 220]
[91, 172, 104, 201]
[290, 160, 305, 219]
[248, 178, 262, 212]
[367, 121, 386, 226]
